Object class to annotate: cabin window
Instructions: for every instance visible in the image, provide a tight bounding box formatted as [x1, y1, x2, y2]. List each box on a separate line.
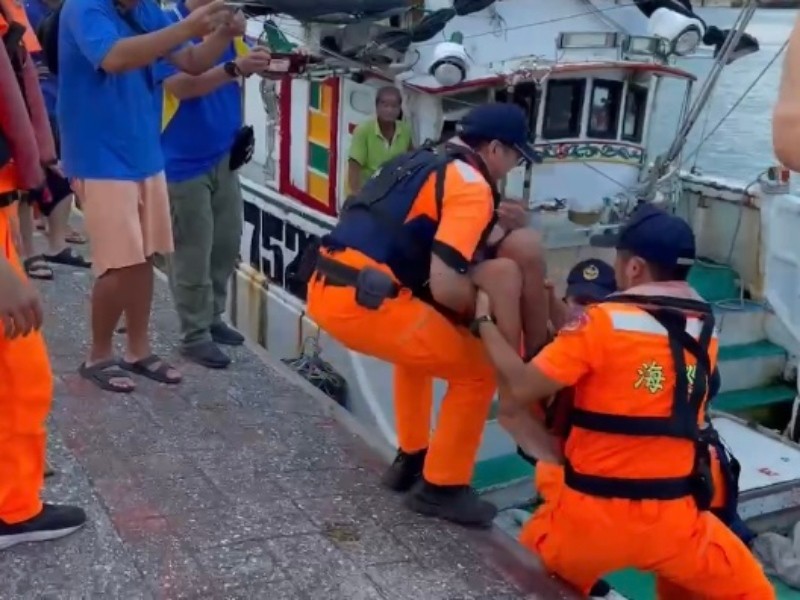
[587, 79, 623, 140]
[440, 119, 458, 142]
[542, 79, 585, 140]
[441, 89, 492, 116]
[622, 84, 648, 143]
[496, 82, 539, 143]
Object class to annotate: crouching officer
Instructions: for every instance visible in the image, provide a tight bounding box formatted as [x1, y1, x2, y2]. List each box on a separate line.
[472, 205, 774, 598]
[301, 103, 541, 528]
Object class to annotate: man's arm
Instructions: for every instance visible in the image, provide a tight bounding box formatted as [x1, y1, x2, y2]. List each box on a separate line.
[476, 293, 603, 414]
[98, 23, 193, 73]
[162, 47, 272, 100]
[0, 252, 43, 339]
[347, 160, 363, 195]
[69, 0, 229, 75]
[163, 63, 233, 100]
[774, 13, 800, 170]
[347, 123, 368, 194]
[168, 28, 231, 76]
[477, 317, 563, 413]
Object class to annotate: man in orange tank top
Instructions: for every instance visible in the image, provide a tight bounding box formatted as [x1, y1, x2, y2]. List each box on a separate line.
[471, 205, 774, 599]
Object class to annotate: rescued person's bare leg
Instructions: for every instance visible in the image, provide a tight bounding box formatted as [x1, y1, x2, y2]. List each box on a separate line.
[17, 202, 52, 280]
[471, 257, 522, 345]
[497, 228, 549, 357]
[471, 257, 523, 411]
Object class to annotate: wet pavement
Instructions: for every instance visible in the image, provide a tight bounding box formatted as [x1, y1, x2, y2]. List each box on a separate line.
[0, 253, 576, 599]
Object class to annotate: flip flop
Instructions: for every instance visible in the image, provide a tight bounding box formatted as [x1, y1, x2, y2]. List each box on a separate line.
[65, 231, 87, 245]
[119, 354, 182, 385]
[23, 255, 54, 281]
[44, 247, 91, 269]
[78, 359, 136, 393]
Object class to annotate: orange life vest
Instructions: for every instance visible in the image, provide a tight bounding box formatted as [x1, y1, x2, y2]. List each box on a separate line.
[563, 294, 719, 508]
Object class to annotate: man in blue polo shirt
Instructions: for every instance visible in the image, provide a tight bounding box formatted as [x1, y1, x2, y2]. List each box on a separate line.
[58, 0, 245, 393]
[155, 0, 271, 369]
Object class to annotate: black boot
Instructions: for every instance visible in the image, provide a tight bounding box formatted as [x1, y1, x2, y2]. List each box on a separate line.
[589, 579, 612, 598]
[404, 479, 497, 529]
[382, 449, 426, 492]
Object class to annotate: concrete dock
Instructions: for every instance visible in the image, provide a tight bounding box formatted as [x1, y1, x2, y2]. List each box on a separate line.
[0, 243, 576, 599]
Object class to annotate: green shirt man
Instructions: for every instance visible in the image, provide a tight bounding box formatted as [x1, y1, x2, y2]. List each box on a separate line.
[347, 86, 413, 194]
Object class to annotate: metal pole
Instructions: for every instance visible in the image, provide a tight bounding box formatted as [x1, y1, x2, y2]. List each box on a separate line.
[662, 0, 758, 165]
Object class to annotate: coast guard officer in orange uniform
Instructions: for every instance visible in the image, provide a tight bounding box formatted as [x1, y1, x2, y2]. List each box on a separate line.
[0, 2, 86, 549]
[306, 103, 544, 528]
[472, 205, 774, 598]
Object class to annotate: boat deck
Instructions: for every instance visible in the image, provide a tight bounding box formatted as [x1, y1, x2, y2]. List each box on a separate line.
[0, 253, 576, 599]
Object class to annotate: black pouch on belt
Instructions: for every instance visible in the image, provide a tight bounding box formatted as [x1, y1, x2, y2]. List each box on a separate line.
[288, 237, 321, 286]
[229, 125, 255, 171]
[690, 439, 715, 511]
[355, 267, 397, 310]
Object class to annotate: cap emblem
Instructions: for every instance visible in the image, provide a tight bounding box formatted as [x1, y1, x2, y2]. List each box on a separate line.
[582, 264, 599, 281]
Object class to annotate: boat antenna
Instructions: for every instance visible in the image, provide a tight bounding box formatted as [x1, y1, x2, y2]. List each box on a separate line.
[639, 0, 758, 202]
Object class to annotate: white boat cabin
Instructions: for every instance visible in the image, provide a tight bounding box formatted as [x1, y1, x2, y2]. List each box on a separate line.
[242, 0, 701, 238]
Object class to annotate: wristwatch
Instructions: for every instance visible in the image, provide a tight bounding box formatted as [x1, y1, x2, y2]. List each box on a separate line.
[470, 314, 496, 338]
[223, 61, 242, 78]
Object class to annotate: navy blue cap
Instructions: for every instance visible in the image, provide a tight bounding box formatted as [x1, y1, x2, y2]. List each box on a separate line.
[458, 103, 543, 164]
[591, 204, 696, 267]
[566, 259, 617, 300]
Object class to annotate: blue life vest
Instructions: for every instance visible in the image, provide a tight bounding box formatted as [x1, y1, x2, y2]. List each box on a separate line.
[323, 143, 499, 298]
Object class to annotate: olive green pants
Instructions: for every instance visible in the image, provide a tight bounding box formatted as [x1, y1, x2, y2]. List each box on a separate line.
[164, 153, 243, 347]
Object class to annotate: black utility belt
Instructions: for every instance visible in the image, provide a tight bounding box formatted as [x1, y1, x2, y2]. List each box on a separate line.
[563, 442, 714, 510]
[0, 190, 24, 207]
[315, 255, 400, 310]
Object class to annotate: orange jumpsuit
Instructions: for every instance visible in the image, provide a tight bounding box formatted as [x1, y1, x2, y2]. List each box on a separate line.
[0, 2, 53, 525]
[519, 302, 773, 599]
[0, 176, 53, 525]
[307, 160, 497, 486]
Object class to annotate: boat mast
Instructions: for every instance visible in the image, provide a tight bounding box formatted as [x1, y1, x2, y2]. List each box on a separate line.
[641, 0, 759, 200]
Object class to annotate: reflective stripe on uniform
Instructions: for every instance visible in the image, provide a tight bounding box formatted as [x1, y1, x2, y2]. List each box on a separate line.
[452, 159, 483, 183]
[605, 309, 719, 339]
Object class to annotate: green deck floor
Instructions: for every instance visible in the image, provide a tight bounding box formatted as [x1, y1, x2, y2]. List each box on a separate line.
[606, 568, 800, 599]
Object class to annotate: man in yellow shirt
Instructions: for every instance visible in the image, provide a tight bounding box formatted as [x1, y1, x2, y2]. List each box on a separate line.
[348, 86, 413, 194]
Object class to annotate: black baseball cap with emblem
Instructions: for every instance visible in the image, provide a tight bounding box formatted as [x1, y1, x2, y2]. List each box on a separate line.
[565, 259, 617, 301]
[591, 204, 696, 267]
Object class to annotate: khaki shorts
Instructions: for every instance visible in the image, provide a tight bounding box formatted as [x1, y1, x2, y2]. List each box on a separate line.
[73, 173, 173, 277]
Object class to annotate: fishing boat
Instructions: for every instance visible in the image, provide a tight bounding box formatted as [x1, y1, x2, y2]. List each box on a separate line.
[229, 0, 800, 596]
